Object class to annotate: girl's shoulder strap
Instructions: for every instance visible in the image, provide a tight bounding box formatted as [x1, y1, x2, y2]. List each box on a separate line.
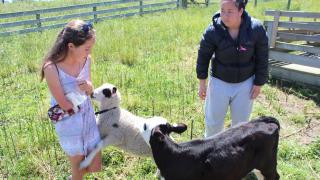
[43, 61, 60, 76]
[83, 55, 91, 69]
[87, 55, 91, 64]
[53, 63, 60, 76]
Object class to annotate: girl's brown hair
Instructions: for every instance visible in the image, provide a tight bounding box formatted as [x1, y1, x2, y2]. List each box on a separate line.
[40, 19, 95, 81]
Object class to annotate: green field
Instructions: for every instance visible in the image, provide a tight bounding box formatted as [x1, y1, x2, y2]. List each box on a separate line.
[0, 0, 320, 179]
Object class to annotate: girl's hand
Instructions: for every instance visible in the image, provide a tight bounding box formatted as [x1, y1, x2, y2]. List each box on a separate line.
[78, 80, 93, 96]
[60, 101, 75, 112]
[198, 79, 207, 100]
[251, 85, 261, 99]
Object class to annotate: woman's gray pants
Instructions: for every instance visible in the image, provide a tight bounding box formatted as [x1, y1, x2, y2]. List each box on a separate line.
[204, 76, 254, 138]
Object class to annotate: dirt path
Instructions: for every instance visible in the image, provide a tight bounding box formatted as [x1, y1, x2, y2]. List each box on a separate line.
[258, 85, 320, 145]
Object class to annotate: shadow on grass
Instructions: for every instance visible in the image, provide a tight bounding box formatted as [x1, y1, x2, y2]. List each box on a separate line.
[268, 78, 320, 106]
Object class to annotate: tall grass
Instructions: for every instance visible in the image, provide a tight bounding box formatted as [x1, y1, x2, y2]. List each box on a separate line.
[0, 0, 320, 179]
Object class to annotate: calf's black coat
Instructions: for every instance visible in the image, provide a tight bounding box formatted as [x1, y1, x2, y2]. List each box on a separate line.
[149, 116, 280, 180]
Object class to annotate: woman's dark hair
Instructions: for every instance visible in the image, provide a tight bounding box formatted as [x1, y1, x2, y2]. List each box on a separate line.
[40, 19, 95, 81]
[235, 0, 248, 10]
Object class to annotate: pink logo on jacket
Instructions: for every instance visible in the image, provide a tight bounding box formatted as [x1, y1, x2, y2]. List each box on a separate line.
[238, 45, 247, 52]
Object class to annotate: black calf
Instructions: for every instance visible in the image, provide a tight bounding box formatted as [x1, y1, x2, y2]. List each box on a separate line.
[148, 116, 280, 180]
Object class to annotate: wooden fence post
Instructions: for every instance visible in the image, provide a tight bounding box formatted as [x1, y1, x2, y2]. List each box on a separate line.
[206, 0, 210, 7]
[287, 0, 291, 10]
[139, 0, 143, 16]
[36, 13, 41, 31]
[181, 0, 187, 8]
[270, 11, 281, 48]
[93, 6, 97, 23]
[289, 16, 293, 31]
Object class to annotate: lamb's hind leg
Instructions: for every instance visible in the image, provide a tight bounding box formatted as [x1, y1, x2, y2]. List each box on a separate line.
[79, 135, 121, 169]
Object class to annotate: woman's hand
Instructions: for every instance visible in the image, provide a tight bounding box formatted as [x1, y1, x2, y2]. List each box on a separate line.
[198, 79, 207, 100]
[78, 80, 93, 96]
[251, 85, 261, 99]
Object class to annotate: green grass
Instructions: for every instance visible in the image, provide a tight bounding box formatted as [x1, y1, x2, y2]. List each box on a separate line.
[0, 0, 320, 179]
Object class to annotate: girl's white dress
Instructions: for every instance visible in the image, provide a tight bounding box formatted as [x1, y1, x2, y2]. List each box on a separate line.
[50, 58, 100, 156]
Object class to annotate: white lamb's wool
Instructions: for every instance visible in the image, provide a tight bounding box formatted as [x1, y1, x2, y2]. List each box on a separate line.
[80, 83, 167, 169]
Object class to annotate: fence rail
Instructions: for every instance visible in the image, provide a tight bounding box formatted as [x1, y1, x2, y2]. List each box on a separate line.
[0, 0, 179, 36]
[265, 10, 320, 18]
[265, 10, 320, 87]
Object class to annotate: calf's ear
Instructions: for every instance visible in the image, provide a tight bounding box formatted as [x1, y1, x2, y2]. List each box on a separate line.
[170, 123, 187, 134]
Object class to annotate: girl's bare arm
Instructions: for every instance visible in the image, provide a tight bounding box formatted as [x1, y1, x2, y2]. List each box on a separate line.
[44, 64, 74, 111]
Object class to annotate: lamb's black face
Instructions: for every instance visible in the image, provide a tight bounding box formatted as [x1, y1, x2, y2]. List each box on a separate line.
[102, 87, 117, 98]
[102, 89, 111, 98]
[91, 83, 121, 107]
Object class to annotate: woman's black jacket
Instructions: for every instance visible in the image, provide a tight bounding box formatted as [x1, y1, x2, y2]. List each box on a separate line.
[196, 11, 269, 86]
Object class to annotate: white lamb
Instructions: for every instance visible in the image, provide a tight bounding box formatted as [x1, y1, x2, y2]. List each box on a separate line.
[79, 83, 168, 169]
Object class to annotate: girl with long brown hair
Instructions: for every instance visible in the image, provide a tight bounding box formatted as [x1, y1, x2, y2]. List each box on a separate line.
[41, 19, 101, 180]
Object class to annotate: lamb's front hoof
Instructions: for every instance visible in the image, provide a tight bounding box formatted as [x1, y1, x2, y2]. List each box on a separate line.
[79, 160, 90, 170]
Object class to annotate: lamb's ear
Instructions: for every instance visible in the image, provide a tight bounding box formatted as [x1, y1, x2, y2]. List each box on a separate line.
[112, 87, 117, 94]
[170, 123, 187, 134]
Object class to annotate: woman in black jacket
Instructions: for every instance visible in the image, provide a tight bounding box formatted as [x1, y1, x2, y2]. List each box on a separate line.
[196, 0, 269, 137]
